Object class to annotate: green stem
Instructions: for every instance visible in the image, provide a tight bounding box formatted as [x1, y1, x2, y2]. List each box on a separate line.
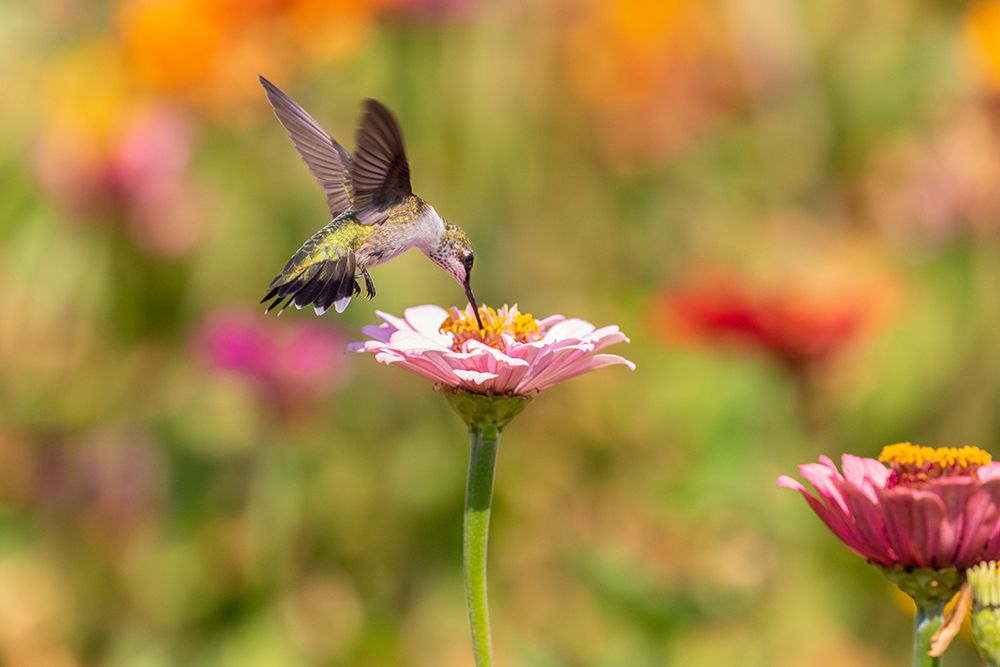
[442, 388, 530, 667]
[913, 601, 947, 667]
[464, 424, 500, 667]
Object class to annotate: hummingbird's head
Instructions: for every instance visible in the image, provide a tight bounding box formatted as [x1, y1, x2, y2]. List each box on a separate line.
[427, 222, 483, 329]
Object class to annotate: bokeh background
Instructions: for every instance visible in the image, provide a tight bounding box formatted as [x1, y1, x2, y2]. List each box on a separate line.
[3, 0, 1000, 664]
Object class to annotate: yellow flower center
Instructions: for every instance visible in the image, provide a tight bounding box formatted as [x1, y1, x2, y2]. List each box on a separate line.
[879, 442, 992, 485]
[440, 305, 542, 351]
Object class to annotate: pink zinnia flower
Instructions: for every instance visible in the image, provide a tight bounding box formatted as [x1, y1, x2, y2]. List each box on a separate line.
[778, 443, 1000, 569]
[349, 304, 634, 395]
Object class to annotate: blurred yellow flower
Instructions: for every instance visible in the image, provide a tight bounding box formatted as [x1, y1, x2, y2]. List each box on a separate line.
[41, 39, 137, 142]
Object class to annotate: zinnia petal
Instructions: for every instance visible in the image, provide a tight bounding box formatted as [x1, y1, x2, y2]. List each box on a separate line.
[454, 369, 500, 385]
[777, 475, 876, 559]
[404, 305, 452, 340]
[543, 318, 596, 341]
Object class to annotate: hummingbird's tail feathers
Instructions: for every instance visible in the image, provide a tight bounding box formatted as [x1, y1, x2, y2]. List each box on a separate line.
[259, 76, 355, 219]
[314, 253, 361, 315]
[261, 254, 361, 317]
[351, 99, 412, 224]
[260, 261, 322, 316]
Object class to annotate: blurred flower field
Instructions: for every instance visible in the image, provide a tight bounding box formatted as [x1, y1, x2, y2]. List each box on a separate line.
[4, 0, 1000, 664]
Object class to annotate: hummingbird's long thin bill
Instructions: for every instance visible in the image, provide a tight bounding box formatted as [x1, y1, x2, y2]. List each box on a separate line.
[464, 280, 484, 331]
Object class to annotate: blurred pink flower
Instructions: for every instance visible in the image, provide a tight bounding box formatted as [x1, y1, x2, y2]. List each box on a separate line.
[34, 104, 204, 257]
[778, 444, 1000, 569]
[386, 0, 475, 20]
[193, 312, 349, 403]
[864, 105, 1000, 248]
[29, 429, 166, 547]
[349, 304, 634, 395]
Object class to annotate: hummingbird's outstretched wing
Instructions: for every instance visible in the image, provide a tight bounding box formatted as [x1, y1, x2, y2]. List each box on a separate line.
[259, 76, 354, 219]
[260, 218, 362, 316]
[351, 99, 413, 225]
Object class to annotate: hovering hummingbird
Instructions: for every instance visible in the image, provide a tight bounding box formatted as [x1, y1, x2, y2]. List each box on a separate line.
[257, 76, 483, 329]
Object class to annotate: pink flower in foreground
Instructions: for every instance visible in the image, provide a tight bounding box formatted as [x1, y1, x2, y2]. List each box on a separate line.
[349, 304, 634, 395]
[778, 443, 1000, 569]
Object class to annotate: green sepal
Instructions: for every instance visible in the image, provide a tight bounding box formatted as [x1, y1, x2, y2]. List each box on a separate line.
[438, 387, 533, 436]
[880, 565, 964, 605]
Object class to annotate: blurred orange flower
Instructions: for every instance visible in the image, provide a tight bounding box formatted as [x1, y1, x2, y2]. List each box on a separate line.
[0, 556, 78, 667]
[966, 1, 1000, 91]
[561, 0, 742, 166]
[116, 0, 388, 111]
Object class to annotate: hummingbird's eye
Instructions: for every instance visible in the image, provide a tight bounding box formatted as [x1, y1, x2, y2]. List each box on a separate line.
[463, 254, 474, 271]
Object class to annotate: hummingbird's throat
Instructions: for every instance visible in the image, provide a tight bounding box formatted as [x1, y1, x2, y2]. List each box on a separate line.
[440, 305, 542, 352]
[879, 443, 991, 487]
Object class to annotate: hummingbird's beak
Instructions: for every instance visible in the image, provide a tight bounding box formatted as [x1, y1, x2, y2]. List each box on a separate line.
[464, 278, 484, 331]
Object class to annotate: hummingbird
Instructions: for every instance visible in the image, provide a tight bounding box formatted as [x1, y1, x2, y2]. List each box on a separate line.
[257, 76, 483, 329]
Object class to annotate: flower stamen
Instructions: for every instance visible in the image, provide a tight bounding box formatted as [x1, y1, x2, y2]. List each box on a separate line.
[880, 443, 992, 486]
[440, 304, 542, 352]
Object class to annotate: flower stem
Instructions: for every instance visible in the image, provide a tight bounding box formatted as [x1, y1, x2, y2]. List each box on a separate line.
[442, 389, 530, 666]
[913, 601, 947, 667]
[464, 424, 500, 667]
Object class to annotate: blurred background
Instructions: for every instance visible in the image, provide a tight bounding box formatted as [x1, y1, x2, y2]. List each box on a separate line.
[3, 0, 1000, 664]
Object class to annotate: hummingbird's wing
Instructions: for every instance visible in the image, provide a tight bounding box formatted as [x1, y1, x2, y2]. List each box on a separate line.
[351, 99, 413, 225]
[260, 218, 363, 316]
[259, 76, 354, 219]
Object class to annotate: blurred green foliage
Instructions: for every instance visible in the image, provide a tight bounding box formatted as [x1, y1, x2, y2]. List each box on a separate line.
[2, 0, 1000, 664]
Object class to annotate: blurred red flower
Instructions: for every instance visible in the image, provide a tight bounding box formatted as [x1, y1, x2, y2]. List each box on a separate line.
[656, 271, 873, 371]
[192, 312, 350, 409]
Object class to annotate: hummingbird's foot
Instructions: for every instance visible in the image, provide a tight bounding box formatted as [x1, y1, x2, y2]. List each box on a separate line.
[361, 269, 376, 300]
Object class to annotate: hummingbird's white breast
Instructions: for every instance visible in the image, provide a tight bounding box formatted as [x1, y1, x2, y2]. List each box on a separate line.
[357, 201, 445, 269]
[412, 205, 446, 250]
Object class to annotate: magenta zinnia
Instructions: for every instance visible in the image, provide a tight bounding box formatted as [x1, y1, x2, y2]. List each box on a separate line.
[778, 443, 1000, 569]
[349, 304, 635, 394]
